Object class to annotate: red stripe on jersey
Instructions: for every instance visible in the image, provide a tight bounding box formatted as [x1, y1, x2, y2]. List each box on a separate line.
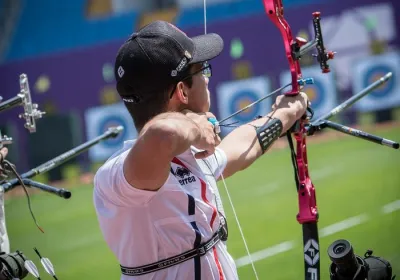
[213, 247, 224, 280]
[172, 157, 187, 167]
[172, 157, 218, 228]
[172, 157, 223, 279]
[200, 180, 217, 228]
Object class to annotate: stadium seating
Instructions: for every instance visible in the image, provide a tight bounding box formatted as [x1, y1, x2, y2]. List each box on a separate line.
[1, 0, 327, 63]
[3, 0, 138, 62]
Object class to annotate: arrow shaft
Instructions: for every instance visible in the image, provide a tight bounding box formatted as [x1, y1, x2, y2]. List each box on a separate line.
[219, 82, 291, 124]
[1, 127, 122, 192]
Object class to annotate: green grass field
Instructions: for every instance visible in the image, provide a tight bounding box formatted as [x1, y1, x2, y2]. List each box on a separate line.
[4, 125, 400, 280]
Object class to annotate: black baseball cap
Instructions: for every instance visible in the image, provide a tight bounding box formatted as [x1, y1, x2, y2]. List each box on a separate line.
[114, 20, 224, 104]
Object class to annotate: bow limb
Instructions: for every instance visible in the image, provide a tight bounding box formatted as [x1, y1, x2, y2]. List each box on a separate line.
[263, 0, 302, 95]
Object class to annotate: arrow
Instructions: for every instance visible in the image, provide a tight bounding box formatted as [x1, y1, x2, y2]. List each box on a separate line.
[34, 247, 58, 280]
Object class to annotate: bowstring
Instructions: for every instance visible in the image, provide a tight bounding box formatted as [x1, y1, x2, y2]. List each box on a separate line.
[200, 155, 259, 280]
[213, 157, 260, 280]
[202, 0, 259, 278]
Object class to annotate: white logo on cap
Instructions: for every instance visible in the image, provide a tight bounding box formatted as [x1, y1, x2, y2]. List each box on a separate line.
[171, 55, 190, 77]
[123, 98, 134, 102]
[184, 50, 192, 59]
[176, 57, 187, 72]
[118, 66, 125, 78]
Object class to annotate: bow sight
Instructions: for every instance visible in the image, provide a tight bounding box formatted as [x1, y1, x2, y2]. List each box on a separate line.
[0, 74, 45, 135]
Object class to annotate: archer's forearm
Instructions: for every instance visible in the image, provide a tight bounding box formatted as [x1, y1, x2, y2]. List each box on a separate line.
[219, 107, 300, 178]
[140, 112, 202, 158]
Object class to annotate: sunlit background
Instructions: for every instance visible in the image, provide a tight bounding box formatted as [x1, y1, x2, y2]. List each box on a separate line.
[0, 0, 399, 279]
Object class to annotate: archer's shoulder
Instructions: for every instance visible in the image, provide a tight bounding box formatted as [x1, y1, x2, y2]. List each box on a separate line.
[94, 140, 137, 185]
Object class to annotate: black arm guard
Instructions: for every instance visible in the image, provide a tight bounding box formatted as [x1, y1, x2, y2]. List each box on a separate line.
[255, 118, 283, 153]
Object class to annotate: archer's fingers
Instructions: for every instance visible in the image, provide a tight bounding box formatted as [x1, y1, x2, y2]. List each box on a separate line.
[0, 147, 8, 163]
[205, 112, 217, 120]
[214, 134, 221, 146]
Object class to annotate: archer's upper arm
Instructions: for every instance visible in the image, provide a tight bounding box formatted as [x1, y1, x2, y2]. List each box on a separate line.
[199, 147, 228, 181]
[123, 121, 175, 191]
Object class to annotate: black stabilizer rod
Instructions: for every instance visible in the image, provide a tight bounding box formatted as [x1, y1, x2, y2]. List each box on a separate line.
[308, 120, 399, 150]
[0, 95, 24, 112]
[0, 126, 123, 193]
[22, 179, 72, 199]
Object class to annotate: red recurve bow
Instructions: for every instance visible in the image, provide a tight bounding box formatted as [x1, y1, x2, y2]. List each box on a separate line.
[262, 1, 335, 279]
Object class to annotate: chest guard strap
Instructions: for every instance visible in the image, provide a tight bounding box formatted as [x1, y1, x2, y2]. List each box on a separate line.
[120, 225, 227, 276]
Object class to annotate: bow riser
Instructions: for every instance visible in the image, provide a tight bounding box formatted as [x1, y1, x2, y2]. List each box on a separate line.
[263, 0, 321, 224]
[295, 130, 318, 224]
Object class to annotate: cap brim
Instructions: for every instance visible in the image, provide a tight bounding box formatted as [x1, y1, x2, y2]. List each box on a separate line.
[190, 33, 224, 64]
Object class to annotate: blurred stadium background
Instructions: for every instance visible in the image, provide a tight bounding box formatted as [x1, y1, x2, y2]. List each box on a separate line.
[0, 0, 399, 279]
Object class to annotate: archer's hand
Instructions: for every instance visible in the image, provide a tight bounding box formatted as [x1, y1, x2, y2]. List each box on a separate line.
[272, 92, 309, 119]
[0, 147, 7, 163]
[182, 110, 221, 159]
[0, 147, 9, 182]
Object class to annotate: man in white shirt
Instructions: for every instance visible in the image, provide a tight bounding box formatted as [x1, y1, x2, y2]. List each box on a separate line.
[93, 20, 308, 279]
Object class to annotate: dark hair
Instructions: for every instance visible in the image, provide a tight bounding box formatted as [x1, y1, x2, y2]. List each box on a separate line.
[118, 75, 193, 131]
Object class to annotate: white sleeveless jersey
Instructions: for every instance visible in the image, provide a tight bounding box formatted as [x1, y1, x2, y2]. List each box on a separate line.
[93, 140, 238, 280]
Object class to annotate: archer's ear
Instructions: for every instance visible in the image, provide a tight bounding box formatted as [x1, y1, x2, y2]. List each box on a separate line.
[175, 81, 189, 105]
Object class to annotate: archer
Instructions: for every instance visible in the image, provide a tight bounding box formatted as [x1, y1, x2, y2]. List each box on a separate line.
[93, 20, 308, 279]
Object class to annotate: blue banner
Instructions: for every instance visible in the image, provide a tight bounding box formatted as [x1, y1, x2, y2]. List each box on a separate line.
[352, 51, 400, 112]
[216, 76, 272, 135]
[84, 103, 137, 162]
